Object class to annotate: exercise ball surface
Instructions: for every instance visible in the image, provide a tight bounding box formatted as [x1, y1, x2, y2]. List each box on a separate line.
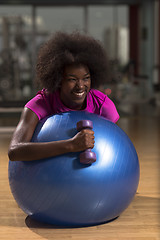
[9, 111, 139, 226]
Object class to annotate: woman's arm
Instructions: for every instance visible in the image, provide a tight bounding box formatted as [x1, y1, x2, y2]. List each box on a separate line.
[8, 108, 95, 161]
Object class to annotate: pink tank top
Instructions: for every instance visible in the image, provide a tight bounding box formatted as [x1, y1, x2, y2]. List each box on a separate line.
[25, 89, 119, 123]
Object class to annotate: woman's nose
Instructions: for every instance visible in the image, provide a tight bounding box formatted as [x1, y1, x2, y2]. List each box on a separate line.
[76, 79, 84, 88]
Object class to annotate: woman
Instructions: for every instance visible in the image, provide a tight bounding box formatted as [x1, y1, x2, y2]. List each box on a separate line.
[8, 31, 119, 162]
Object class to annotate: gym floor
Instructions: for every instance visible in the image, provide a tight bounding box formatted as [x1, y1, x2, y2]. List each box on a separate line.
[0, 102, 160, 240]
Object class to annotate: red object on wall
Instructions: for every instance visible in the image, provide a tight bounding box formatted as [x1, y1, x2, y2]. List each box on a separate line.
[129, 4, 140, 76]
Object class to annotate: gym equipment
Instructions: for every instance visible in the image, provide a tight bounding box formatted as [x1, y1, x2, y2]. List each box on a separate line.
[77, 119, 96, 164]
[8, 111, 140, 226]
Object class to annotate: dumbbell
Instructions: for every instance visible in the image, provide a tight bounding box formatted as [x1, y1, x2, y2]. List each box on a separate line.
[77, 120, 96, 164]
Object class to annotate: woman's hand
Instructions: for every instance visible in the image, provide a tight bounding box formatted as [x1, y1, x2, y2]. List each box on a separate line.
[8, 107, 95, 161]
[70, 129, 95, 152]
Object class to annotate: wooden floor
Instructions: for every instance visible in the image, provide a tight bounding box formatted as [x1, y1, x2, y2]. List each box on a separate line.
[0, 104, 160, 240]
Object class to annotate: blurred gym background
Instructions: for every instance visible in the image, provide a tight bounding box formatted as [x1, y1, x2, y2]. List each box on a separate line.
[0, 0, 160, 132]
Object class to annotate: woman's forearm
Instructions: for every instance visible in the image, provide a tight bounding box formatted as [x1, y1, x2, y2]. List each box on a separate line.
[8, 140, 73, 162]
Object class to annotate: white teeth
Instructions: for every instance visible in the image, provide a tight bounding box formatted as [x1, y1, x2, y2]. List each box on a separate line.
[73, 92, 84, 96]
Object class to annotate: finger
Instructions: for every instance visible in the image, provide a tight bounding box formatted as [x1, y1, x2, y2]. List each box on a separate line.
[81, 129, 94, 134]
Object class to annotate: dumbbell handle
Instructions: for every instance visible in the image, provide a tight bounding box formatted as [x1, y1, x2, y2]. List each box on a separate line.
[77, 120, 96, 164]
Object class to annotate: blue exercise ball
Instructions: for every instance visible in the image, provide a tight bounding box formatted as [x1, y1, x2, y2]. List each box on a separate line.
[8, 111, 140, 227]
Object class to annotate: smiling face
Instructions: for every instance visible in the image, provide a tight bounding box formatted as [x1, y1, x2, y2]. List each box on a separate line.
[60, 64, 91, 110]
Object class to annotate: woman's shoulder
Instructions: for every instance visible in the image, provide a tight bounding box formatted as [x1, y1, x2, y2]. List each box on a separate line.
[89, 89, 107, 101]
[88, 89, 120, 123]
[36, 88, 54, 97]
[89, 89, 114, 106]
[25, 89, 56, 120]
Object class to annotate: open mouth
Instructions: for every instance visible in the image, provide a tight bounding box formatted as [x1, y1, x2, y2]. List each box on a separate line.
[72, 91, 85, 97]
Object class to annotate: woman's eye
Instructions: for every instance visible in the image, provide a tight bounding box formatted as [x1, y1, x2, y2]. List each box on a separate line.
[83, 76, 90, 81]
[68, 78, 76, 81]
